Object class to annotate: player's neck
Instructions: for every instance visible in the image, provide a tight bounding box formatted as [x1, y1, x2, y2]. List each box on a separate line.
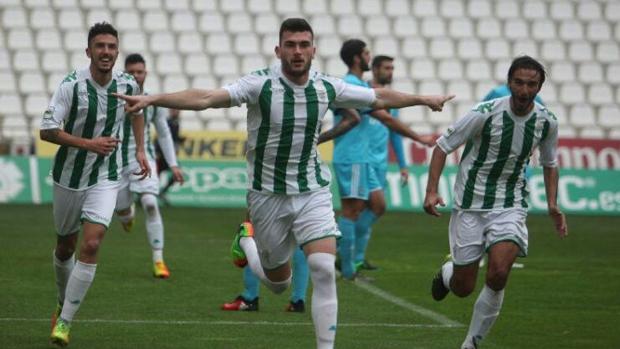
[370, 79, 384, 88]
[282, 70, 309, 86]
[349, 66, 364, 79]
[89, 66, 113, 87]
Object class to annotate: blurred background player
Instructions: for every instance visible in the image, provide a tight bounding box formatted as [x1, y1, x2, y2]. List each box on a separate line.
[155, 108, 186, 205]
[222, 220, 310, 312]
[115, 53, 184, 279]
[332, 40, 436, 280]
[424, 56, 567, 349]
[41, 22, 149, 347]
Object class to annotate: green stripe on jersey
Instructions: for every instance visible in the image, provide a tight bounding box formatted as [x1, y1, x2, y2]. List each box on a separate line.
[121, 85, 133, 167]
[297, 81, 319, 192]
[88, 80, 118, 185]
[460, 140, 473, 164]
[69, 80, 98, 189]
[106, 81, 120, 181]
[461, 115, 494, 209]
[322, 79, 336, 104]
[273, 78, 296, 194]
[504, 114, 537, 208]
[147, 106, 155, 159]
[53, 83, 79, 182]
[252, 80, 272, 191]
[519, 119, 550, 207]
[482, 112, 515, 209]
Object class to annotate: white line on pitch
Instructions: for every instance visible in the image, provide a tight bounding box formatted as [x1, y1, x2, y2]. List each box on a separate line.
[353, 279, 464, 327]
[0, 318, 460, 329]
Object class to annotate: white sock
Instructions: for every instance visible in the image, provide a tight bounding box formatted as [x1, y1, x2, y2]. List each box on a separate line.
[307, 253, 338, 349]
[117, 205, 134, 224]
[239, 236, 266, 280]
[53, 251, 75, 305]
[60, 261, 97, 323]
[442, 260, 454, 290]
[141, 194, 164, 262]
[464, 284, 504, 346]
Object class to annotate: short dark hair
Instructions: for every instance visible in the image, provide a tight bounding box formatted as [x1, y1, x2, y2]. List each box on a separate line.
[87, 22, 118, 46]
[372, 55, 394, 69]
[279, 18, 314, 44]
[340, 39, 366, 68]
[125, 53, 146, 67]
[507, 55, 546, 87]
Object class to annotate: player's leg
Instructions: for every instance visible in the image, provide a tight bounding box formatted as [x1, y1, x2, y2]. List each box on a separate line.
[222, 266, 260, 311]
[354, 163, 385, 271]
[287, 247, 309, 312]
[115, 179, 134, 232]
[140, 193, 168, 278]
[461, 209, 527, 349]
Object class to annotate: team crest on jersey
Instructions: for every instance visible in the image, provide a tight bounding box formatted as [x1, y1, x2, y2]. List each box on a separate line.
[444, 126, 455, 137]
[43, 106, 55, 120]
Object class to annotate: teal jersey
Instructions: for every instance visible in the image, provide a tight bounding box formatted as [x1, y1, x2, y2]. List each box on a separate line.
[368, 108, 406, 166]
[333, 74, 372, 163]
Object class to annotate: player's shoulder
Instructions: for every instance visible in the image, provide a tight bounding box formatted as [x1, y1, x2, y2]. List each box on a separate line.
[536, 102, 559, 125]
[470, 96, 506, 116]
[114, 70, 138, 84]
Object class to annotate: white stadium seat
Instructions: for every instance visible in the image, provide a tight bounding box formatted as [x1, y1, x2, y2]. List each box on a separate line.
[579, 127, 605, 139]
[605, 2, 620, 21]
[586, 22, 611, 42]
[70, 51, 90, 69]
[485, 39, 511, 61]
[47, 72, 66, 94]
[391, 78, 415, 94]
[493, 59, 511, 81]
[588, 83, 614, 106]
[606, 63, 620, 85]
[19, 71, 46, 94]
[559, 83, 586, 104]
[449, 18, 474, 39]
[0, 71, 17, 93]
[465, 61, 491, 82]
[366, 16, 391, 37]
[256, 14, 281, 35]
[467, 0, 492, 19]
[558, 20, 584, 42]
[227, 12, 253, 33]
[551, 61, 576, 83]
[495, 1, 519, 19]
[13, 50, 39, 71]
[577, 2, 601, 21]
[261, 34, 279, 56]
[191, 75, 217, 90]
[162, 0, 189, 11]
[358, 0, 383, 17]
[234, 33, 260, 55]
[372, 36, 399, 57]
[531, 19, 556, 41]
[213, 55, 239, 77]
[325, 57, 347, 77]
[122, 31, 147, 53]
[136, 0, 162, 10]
[185, 54, 210, 75]
[304, 0, 327, 14]
[206, 33, 231, 54]
[157, 53, 183, 74]
[162, 74, 189, 92]
[241, 55, 267, 73]
[52, 0, 77, 8]
[597, 42, 620, 63]
[36, 30, 62, 50]
[504, 19, 529, 40]
[430, 37, 455, 59]
[440, 0, 464, 18]
[220, 0, 244, 13]
[539, 82, 557, 103]
[578, 62, 603, 84]
[275, 0, 300, 15]
[58, 9, 83, 30]
[447, 80, 472, 102]
[568, 41, 594, 62]
[2, 7, 28, 28]
[598, 105, 620, 128]
[171, 11, 197, 32]
[549, 2, 574, 20]
[86, 9, 112, 26]
[522, 1, 547, 20]
[540, 40, 566, 62]
[150, 32, 176, 53]
[476, 18, 501, 39]
[330, 0, 355, 15]
[115, 9, 141, 31]
[248, 0, 273, 14]
[413, 0, 437, 16]
[8, 29, 34, 50]
[80, 0, 105, 9]
[143, 11, 169, 32]
[457, 38, 482, 60]
[400, 107, 427, 124]
[401, 37, 427, 59]
[393, 16, 417, 38]
[419, 80, 444, 95]
[385, 0, 409, 17]
[199, 13, 225, 33]
[30, 8, 56, 30]
[0, 94, 23, 114]
[421, 18, 446, 38]
[338, 15, 363, 37]
[316, 36, 341, 57]
[42, 51, 68, 73]
[558, 126, 577, 138]
[25, 93, 49, 117]
[177, 32, 203, 54]
[475, 81, 497, 100]
[410, 58, 436, 80]
[512, 40, 538, 57]
[545, 103, 567, 124]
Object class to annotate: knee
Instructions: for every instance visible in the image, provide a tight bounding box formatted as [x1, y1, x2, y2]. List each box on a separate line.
[372, 205, 386, 217]
[265, 277, 291, 295]
[140, 195, 159, 218]
[308, 255, 336, 283]
[55, 245, 75, 260]
[81, 238, 102, 256]
[451, 277, 477, 298]
[486, 268, 510, 291]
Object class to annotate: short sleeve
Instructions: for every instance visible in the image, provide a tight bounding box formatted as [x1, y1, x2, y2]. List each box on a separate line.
[40, 81, 74, 130]
[436, 111, 487, 154]
[223, 73, 265, 106]
[538, 119, 558, 167]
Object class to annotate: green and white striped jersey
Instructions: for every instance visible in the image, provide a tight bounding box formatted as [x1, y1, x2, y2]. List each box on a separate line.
[120, 91, 177, 172]
[437, 96, 559, 210]
[41, 67, 141, 190]
[224, 64, 376, 194]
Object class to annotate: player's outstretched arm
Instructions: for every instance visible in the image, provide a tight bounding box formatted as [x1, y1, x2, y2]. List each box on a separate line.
[543, 166, 568, 238]
[40, 128, 120, 156]
[423, 147, 448, 217]
[114, 88, 232, 114]
[370, 109, 436, 147]
[372, 88, 455, 112]
[317, 109, 361, 144]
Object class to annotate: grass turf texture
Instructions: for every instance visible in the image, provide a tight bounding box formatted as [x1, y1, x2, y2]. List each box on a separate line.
[1, 204, 619, 348]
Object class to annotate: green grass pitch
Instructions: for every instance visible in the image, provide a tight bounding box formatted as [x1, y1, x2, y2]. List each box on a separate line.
[1, 204, 619, 348]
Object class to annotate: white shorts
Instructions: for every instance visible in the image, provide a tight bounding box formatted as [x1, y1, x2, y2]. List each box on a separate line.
[247, 186, 340, 270]
[449, 208, 529, 266]
[116, 161, 159, 210]
[53, 180, 123, 235]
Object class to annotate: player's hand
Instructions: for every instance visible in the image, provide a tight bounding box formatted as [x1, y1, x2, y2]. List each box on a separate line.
[113, 93, 152, 114]
[400, 168, 409, 186]
[134, 150, 151, 180]
[417, 134, 437, 147]
[425, 95, 456, 112]
[170, 166, 185, 185]
[88, 137, 121, 156]
[548, 206, 568, 238]
[423, 191, 445, 217]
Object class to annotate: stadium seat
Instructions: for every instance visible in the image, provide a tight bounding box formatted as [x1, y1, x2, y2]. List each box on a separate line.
[610, 129, 620, 140]
[586, 22, 612, 42]
[13, 50, 39, 71]
[568, 41, 594, 62]
[312, 57, 324, 73]
[241, 55, 267, 73]
[465, 60, 491, 82]
[419, 80, 444, 95]
[0, 49, 10, 70]
[275, 0, 301, 15]
[545, 103, 567, 124]
[173, 32, 200, 54]
[448, 18, 474, 39]
[19, 72, 46, 94]
[52, 0, 77, 8]
[256, 14, 282, 35]
[476, 18, 501, 39]
[317, 36, 341, 57]
[136, 0, 162, 10]
[36, 29, 62, 51]
[598, 105, 620, 128]
[121, 31, 147, 53]
[391, 78, 415, 95]
[557, 125, 576, 138]
[558, 20, 584, 42]
[596, 41, 620, 63]
[0, 94, 23, 114]
[304, 0, 327, 14]
[30, 8, 55, 30]
[261, 34, 279, 56]
[485, 39, 511, 61]
[199, 13, 225, 33]
[399, 106, 427, 124]
[87, 9, 113, 28]
[577, 2, 602, 21]
[413, 0, 437, 16]
[109, 0, 135, 10]
[163, 0, 189, 11]
[162, 74, 189, 92]
[550, 61, 576, 83]
[605, 2, 620, 21]
[493, 59, 511, 81]
[325, 56, 347, 77]
[171, 11, 197, 32]
[588, 83, 614, 106]
[366, 16, 390, 37]
[475, 81, 497, 100]
[80, 0, 105, 9]
[385, 0, 409, 17]
[440, 0, 465, 18]
[429, 103, 454, 126]
[456, 101, 475, 119]
[2, 7, 28, 29]
[372, 36, 399, 57]
[220, 0, 244, 13]
[578, 62, 603, 84]
[206, 33, 232, 54]
[512, 39, 538, 57]
[157, 53, 182, 74]
[495, 1, 519, 19]
[338, 15, 363, 37]
[457, 38, 482, 59]
[580, 127, 605, 139]
[24, 0, 50, 8]
[421, 17, 446, 38]
[208, 119, 233, 131]
[0, 71, 16, 93]
[447, 80, 473, 102]
[58, 9, 83, 30]
[540, 81, 557, 103]
[150, 32, 176, 53]
[430, 37, 455, 59]
[409, 58, 436, 80]
[234, 33, 260, 55]
[143, 11, 169, 32]
[540, 40, 567, 62]
[247, 0, 273, 14]
[25, 93, 48, 117]
[531, 19, 556, 41]
[115, 9, 141, 31]
[184, 54, 210, 75]
[46, 72, 64, 93]
[549, 2, 574, 20]
[330, 0, 355, 15]
[606, 63, 620, 85]
[8, 29, 34, 50]
[70, 51, 90, 69]
[393, 16, 417, 38]
[143, 72, 160, 93]
[213, 55, 239, 77]
[503, 19, 529, 40]
[227, 12, 253, 33]
[522, 0, 547, 20]
[560, 84, 586, 104]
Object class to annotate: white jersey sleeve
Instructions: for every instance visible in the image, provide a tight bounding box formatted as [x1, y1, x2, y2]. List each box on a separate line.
[154, 108, 178, 167]
[41, 77, 75, 130]
[538, 113, 559, 168]
[322, 75, 376, 109]
[436, 110, 488, 154]
[223, 73, 265, 107]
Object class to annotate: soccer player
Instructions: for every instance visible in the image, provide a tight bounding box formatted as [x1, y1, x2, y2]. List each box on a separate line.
[332, 40, 436, 280]
[116, 18, 453, 349]
[114, 53, 184, 279]
[222, 220, 309, 312]
[40, 22, 149, 347]
[423, 56, 568, 349]
[155, 108, 186, 205]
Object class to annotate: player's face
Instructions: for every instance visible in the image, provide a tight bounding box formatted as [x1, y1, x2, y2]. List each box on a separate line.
[508, 68, 542, 116]
[359, 48, 371, 72]
[276, 31, 315, 78]
[86, 34, 119, 74]
[373, 61, 394, 85]
[125, 62, 147, 88]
